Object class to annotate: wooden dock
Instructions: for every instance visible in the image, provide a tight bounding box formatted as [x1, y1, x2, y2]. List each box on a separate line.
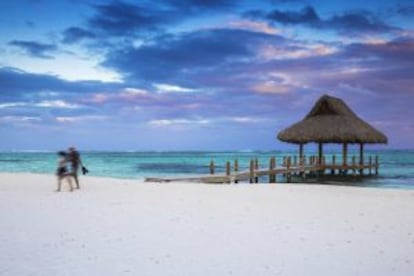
[145, 155, 380, 184]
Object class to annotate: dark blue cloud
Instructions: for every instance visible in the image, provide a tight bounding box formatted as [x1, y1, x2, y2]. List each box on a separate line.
[0, 67, 120, 101]
[267, 6, 319, 24]
[327, 12, 396, 33]
[62, 27, 96, 44]
[396, 5, 414, 16]
[62, 0, 237, 41]
[8, 40, 57, 59]
[245, 6, 397, 35]
[88, 1, 167, 36]
[103, 28, 285, 83]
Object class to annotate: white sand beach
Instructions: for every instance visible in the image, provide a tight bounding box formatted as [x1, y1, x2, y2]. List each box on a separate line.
[1, 173, 414, 276]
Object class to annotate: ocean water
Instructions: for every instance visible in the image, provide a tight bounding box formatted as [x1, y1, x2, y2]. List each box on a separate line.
[0, 150, 413, 189]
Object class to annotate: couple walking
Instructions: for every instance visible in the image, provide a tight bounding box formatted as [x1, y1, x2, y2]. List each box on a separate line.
[56, 147, 88, 192]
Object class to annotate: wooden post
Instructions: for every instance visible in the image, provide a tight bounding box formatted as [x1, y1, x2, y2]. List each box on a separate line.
[369, 156, 372, 175]
[321, 156, 326, 176]
[225, 161, 231, 183]
[249, 159, 254, 183]
[375, 155, 379, 175]
[309, 156, 314, 176]
[352, 155, 356, 175]
[234, 159, 239, 183]
[342, 143, 348, 175]
[331, 155, 336, 175]
[209, 160, 215, 175]
[299, 144, 304, 160]
[359, 143, 364, 175]
[269, 157, 275, 183]
[300, 155, 305, 181]
[254, 158, 259, 183]
[318, 143, 323, 165]
[287, 156, 292, 182]
[343, 143, 348, 165]
[299, 154, 305, 178]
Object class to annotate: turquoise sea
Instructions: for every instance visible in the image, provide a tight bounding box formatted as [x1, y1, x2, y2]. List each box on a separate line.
[0, 150, 413, 189]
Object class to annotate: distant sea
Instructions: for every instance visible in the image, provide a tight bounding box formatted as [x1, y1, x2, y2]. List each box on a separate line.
[0, 150, 413, 189]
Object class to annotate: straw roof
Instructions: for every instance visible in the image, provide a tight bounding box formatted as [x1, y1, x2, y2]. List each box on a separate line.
[277, 94, 388, 144]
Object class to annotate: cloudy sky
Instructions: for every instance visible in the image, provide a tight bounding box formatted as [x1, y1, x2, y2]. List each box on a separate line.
[0, 0, 413, 151]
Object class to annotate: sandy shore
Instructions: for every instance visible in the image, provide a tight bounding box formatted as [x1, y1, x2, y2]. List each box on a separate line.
[1, 173, 414, 276]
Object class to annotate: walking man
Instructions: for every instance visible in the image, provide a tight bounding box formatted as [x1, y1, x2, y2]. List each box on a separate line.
[68, 147, 83, 189]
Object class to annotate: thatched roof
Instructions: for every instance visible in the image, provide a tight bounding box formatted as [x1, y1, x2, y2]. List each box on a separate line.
[277, 94, 388, 144]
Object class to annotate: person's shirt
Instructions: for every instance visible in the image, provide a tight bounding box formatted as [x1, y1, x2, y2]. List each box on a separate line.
[58, 156, 67, 169]
[69, 151, 81, 166]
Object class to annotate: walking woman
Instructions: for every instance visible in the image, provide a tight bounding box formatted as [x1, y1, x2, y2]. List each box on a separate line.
[56, 151, 74, 192]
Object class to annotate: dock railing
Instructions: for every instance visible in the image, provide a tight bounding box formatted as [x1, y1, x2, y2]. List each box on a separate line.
[145, 154, 380, 183]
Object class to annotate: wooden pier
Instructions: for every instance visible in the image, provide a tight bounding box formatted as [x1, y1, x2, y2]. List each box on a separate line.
[145, 154, 380, 184]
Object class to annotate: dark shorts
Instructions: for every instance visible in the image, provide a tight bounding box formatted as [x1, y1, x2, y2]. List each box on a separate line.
[57, 167, 67, 176]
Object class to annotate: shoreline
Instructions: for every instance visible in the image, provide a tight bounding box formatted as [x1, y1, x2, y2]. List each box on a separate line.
[0, 171, 412, 191]
[1, 173, 414, 275]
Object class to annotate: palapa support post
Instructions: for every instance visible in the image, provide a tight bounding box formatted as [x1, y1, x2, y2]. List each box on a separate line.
[269, 157, 276, 183]
[254, 158, 259, 183]
[318, 143, 324, 176]
[287, 156, 292, 182]
[308, 156, 313, 176]
[375, 155, 379, 175]
[369, 156, 372, 175]
[321, 156, 326, 176]
[342, 143, 348, 175]
[331, 155, 336, 175]
[249, 159, 254, 183]
[209, 160, 215, 175]
[300, 155, 305, 180]
[234, 159, 239, 183]
[359, 143, 364, 176]
[318, 143, 323, 165]
[299, 154, 305, 178]
[293, 155, 298, 176]
[225, 161, 231, 183]
[352, 155, 356, 175]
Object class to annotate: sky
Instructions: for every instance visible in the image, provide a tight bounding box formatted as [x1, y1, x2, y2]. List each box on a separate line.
[0, 0, 413, 151]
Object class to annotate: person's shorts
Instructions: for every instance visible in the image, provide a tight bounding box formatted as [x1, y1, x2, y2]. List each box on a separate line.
[57, 167, 67, 176]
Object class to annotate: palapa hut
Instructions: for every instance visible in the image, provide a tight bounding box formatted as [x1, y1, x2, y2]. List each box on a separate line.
[277, 94, 387, 172]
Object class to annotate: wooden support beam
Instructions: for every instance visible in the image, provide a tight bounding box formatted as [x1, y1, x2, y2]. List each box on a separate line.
[343, 143, 348, 165]
[299, 144, 304, 161]
[359, 143, 364, 175]
[369, 156, 372, 175]
[352, 155, 356, 176]
[331, 155, 336, 175]
[375, 155, 379, 175]
[273, 157, 277, 183]
[226, 161, 230, 176]
[254, 158, 259, 183]
[269, 157, 276, 183]
[234, 159, 239, 183]
[209, 160, 215, 175]
[287, 156, 291, 182]
[249, 159, 254, 183]
[342, 143, 348, 175]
